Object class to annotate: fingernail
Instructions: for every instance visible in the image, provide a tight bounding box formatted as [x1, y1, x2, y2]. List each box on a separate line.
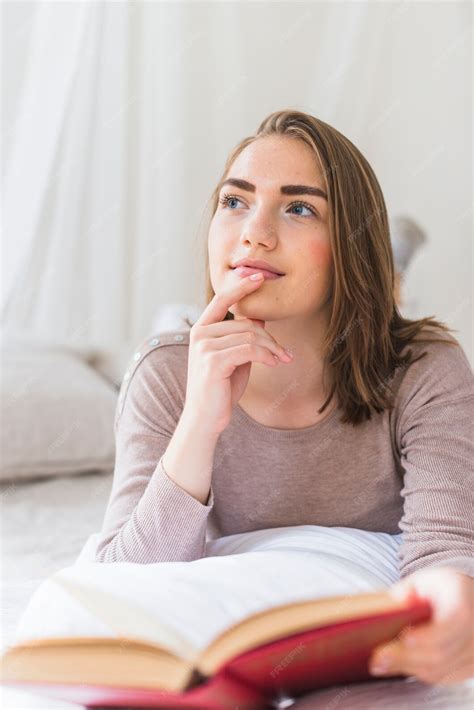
[370, 662, 390, 675]
[249, 272, 264, 280]
[284, 349, 294, 358]
[370, 652, 392, 675]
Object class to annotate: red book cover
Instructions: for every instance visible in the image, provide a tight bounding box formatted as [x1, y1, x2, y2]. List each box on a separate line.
[2, 597, 431, 710]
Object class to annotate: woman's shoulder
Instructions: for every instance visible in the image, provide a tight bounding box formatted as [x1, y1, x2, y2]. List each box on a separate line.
[115, 329, 190, 432]
[122, 328, 190, 378]
[391, 328, 473, 432]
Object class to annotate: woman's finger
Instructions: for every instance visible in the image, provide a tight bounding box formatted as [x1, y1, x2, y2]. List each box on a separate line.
[196, 317, 291, 360]
[195, 270, 265, 326]
[206, 331, 292, 363]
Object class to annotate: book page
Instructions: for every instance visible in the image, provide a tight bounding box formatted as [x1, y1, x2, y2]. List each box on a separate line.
[13, 525, 403, 661]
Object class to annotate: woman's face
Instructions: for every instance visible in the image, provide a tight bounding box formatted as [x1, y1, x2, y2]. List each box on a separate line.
[208, 135, 333, 322]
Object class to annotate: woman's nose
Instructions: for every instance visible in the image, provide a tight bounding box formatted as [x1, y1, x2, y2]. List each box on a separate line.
[240, 213, 278, 248]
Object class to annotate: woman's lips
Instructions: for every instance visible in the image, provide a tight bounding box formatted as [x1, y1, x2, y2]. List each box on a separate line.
[232, 266, 284, 280]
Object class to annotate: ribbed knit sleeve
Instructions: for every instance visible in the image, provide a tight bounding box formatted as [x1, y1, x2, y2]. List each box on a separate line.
[395, 337, 474, 580]
[94, 337, 214, 564]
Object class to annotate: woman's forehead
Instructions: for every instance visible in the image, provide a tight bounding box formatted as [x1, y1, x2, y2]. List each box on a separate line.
[228, 137, 325, 191]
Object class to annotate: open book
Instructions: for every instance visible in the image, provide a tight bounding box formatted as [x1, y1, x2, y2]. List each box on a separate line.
[0, 526, 431, 709]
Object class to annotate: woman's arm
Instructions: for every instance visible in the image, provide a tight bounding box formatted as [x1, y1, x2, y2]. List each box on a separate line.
[95, 337, 218, 564]
[395, 339, 474, 580]
[369, 340, 474, 684]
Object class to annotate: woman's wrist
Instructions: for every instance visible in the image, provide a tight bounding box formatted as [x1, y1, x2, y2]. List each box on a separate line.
[160, 406, 220, 505]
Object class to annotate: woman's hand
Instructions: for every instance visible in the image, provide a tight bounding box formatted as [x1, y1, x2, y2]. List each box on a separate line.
[369, 566, 474, 685]
[184, 269, 293, 435]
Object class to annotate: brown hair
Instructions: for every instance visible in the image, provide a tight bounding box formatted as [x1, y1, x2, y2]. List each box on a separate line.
[200, 109, 460, 426]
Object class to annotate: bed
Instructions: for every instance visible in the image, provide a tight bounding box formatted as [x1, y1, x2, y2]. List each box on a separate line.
[1, 310, 473, 709]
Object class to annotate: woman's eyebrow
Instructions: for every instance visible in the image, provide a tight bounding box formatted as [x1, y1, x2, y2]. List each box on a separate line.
[219, 177, 327, 201]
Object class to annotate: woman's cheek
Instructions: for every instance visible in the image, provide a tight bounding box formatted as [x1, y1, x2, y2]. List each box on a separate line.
[296, 241, 333, 289]
[307, 239, 332, 267]
[207, 228, 228, 284]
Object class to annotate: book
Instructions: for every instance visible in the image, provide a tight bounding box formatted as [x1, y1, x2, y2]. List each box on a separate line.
[0, 527, 432, 709]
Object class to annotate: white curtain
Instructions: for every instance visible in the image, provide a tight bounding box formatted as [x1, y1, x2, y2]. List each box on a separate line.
[2, 1, 471, 359]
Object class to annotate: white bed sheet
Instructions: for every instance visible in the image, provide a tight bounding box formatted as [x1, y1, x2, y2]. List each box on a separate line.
[1, 471, 473, 709]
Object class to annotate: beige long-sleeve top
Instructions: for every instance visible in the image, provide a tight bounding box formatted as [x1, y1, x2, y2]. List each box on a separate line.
[95, 328, 474, 580]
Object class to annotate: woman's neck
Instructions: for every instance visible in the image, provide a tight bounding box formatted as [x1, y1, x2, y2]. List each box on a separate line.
[240, 312, 334, 414]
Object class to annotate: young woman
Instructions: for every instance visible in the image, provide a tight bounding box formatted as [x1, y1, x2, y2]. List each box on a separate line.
[95, 110, 473, 685]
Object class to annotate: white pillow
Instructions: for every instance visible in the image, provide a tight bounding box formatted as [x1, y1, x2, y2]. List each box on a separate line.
[150, 302, 203, 334]
[0, 336, 118, 482]
[76, 526, 403, 590]
[17, 526, 404, 652]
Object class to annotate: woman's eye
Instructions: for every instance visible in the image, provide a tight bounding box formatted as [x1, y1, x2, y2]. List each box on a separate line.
[288, 201, 317, 218]
[219, 193, 242, 210]
[218, 194, 318, 218]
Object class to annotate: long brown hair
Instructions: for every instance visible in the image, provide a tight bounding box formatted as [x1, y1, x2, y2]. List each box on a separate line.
[200, 109, 460, 426]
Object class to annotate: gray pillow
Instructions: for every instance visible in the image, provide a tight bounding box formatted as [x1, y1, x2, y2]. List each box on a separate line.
[1, 337, 117, 482]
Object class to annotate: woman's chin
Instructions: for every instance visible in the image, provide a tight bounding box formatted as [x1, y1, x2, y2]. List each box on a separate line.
[231, 304, 274, 321]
